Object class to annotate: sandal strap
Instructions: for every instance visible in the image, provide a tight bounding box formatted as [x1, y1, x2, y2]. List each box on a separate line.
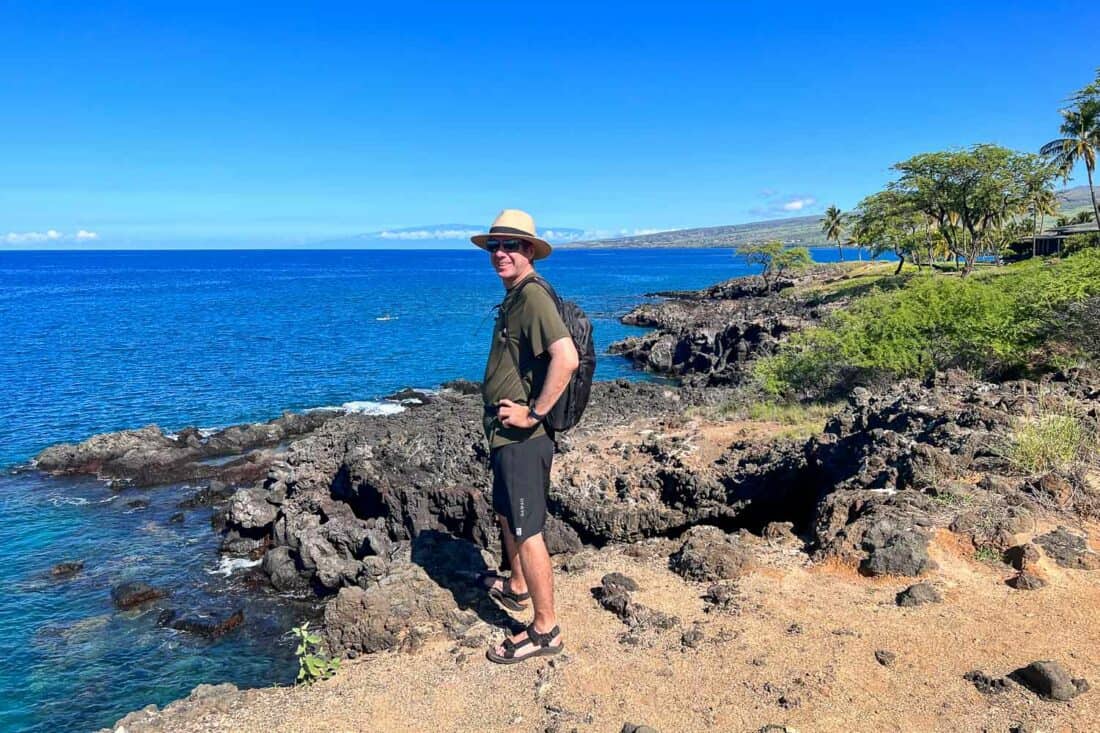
[525, 623, 560, 648]
[502, 579, 531, 601]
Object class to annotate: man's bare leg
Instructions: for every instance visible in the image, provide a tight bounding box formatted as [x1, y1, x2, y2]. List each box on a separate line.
[497, 514, 527, 594]
[491, 523, 562, 658]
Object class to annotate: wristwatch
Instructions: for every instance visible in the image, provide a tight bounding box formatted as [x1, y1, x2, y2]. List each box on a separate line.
[527, 405, 545, 424]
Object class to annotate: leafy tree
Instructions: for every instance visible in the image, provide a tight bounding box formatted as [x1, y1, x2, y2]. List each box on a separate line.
[821, 205, 845, 261]
[890, 145, 1046, 275]
[737, 239, 812, 291]
[852, 190, 924, 274]
[1072, 210, 1096, 224]
[1026, 186, 1059, 258]
[1041, 98, 1100, 232]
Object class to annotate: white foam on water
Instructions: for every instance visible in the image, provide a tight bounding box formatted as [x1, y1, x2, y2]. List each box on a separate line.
[206, 557, 262, 577]
[165, 426, 223, 440]
[375, 314, 399, 321]
[49, 496, 89, 507]
[308, 400, 407, 416]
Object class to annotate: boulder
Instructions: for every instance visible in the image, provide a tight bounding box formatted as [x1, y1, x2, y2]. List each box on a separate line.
[322, 560, 458, 655]
[225, 487, 279, 531]
[669, 526, 756, 582]
[1011, 661, 1088, 701]
[261, 546, 308, 592]
[1008, 572, 1046, 591]
[543, 515, 583, 555]
[895, 582, 941, 607]
[51, 561, 84, 578]
[1034, 528, 1100, 570]
[111, 581, 169, 610]
[158, 609, 245, 638]
[860, 524, 934, 577]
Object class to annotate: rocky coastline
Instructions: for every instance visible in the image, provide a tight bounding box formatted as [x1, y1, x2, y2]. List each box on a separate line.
[32, 266, 1100, 732]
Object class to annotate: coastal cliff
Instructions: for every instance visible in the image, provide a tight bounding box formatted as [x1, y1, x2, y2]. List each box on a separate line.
[34, 264, 1100, 732]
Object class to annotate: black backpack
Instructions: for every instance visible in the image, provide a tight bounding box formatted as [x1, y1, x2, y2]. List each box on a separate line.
[505, 276, 596, 432]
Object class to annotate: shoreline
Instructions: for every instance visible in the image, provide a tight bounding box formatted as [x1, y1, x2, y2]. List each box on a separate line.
[23, 261, 1100, 732]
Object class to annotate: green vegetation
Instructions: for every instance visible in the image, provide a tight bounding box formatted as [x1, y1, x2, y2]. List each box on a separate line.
[708, 394, 840, 440]
[736, 239, 813, 291]
[821, 205, 846, 262]
[1008, 394, 1096, 474]
[292, 622, 340, 684]
[1010, 413, 1087, 474]
[1042, 67, 1100, 231]
[754, 250, 1100, 399]
[973, 545, 1001, 564]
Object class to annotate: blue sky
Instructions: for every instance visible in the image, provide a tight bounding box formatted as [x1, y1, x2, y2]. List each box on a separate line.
[1, 1, 1098, 249]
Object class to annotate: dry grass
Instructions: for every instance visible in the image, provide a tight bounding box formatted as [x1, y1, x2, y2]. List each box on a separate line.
[1009, 395, 1097, 474]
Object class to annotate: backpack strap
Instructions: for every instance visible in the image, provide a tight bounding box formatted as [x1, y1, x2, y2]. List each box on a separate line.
[498, 275, 559, 440]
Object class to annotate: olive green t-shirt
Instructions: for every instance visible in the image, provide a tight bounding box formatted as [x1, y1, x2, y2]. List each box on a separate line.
[482, 273, 570, 449]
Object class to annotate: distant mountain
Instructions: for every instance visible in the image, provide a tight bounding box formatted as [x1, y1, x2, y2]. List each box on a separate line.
[558, 215, 827, 250]
[317, 224, 586, 249]
[561, 187, 1095, 250]
[1057, 185, 1095, 214]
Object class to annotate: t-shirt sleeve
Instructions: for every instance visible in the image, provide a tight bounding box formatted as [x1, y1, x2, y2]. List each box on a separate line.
[520, 286, 570, 357]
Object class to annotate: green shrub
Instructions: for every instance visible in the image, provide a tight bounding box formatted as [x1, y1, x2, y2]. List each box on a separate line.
[755, 250, 1100, 398]
[1062, 231, 1100, 256]
[292, 621, 340, 684]
[1009, 411, 1089, 474]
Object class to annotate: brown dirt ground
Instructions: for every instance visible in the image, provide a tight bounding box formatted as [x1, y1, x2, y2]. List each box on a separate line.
[143, 419, 1100, 733]
[163, 522, 1100, 733]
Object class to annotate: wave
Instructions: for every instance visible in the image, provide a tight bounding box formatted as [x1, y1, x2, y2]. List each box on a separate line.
[205, 557, 262, 577]
[48, 494, 118, 507]
[307, 400, 406, 416]
[163, 427, 222, 440]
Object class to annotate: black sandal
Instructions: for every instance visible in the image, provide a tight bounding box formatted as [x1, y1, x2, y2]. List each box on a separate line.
[486, 623, 563, 665]
[478, 571, 530, 612]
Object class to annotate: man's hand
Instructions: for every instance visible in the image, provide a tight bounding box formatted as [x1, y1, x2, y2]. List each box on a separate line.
[497, 399, 538, 429]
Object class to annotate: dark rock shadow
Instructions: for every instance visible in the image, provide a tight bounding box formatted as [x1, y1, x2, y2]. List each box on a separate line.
[410, 529, 523, 633]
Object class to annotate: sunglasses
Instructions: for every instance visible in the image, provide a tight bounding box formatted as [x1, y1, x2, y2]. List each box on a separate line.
[484, 238, 526, 254]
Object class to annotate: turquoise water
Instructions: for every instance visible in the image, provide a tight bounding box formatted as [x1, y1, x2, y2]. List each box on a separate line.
[0, 247, 841, 732]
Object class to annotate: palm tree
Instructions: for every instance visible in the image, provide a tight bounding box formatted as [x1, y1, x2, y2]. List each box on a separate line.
[1041, 101, 1100, 232]
[1028, 188, 1059, 258]
[821, 205, 845, 261]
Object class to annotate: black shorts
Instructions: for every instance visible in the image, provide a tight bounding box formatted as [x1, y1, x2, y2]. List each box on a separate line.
[491, 435, 553, 540]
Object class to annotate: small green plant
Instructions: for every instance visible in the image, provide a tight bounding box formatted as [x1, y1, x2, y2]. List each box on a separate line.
[292, 621, 340, 684]
[1009, 412, 1088, 473]
[973, 545, 1001, 564]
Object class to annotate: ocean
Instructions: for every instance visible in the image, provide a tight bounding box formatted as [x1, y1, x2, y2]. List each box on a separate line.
[0, 247, 843, 732]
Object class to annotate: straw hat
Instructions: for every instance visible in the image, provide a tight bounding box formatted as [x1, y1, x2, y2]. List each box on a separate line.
[471, 209, 552, 260]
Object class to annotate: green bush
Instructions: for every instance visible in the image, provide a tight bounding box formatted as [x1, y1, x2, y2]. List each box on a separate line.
[755, 249, 1100, 398]
[1062, 231, 1100, 256]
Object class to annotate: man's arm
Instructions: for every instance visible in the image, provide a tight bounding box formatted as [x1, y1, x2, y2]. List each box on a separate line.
[498, 336, 579, 429]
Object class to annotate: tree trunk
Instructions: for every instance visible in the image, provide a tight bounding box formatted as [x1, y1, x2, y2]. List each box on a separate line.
[837, 243, 843, 262]
[1089, 165, 1100, 233]
[894, 253, 904, 275]
[1032, 210, 1039, 259]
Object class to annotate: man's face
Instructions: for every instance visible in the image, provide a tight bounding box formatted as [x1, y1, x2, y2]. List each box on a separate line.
[488, 238, 534, 282]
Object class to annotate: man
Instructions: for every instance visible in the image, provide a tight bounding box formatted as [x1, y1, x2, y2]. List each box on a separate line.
[472, 209, 579, 665]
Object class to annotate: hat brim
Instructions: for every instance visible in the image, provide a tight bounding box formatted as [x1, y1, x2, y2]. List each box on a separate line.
[471, 233, 552, 260]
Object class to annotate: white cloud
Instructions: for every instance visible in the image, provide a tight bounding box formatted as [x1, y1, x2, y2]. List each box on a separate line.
[573, 227, 669, 241]
[782, 197, 817, 212]
[749, 192, 821, 218]
[376, 228, 481, 240]
[4, 229, 100, 244]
